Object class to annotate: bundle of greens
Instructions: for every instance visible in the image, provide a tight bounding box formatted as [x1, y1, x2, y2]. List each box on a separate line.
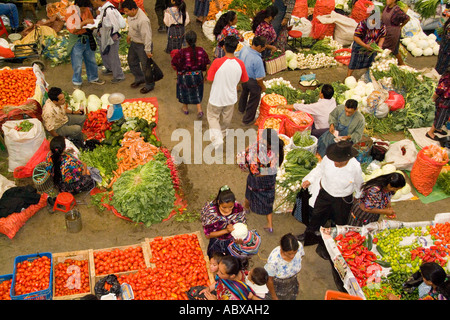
[79, 145, 120, 188]
[292, 130, 315, 147]
[437, 171, 450, 195]
[413, 0, 440, 19]
[111, 152, 176, 227]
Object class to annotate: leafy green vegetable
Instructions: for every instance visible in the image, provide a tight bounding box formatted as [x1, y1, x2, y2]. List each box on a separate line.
[412, 0, 440, 19]
[292, 130, 314, 147]
[79, 145, 120, 188]
[111, 152, 176, 227]
[437, 171, 450, 195]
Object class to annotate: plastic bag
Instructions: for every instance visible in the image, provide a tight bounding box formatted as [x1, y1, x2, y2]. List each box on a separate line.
[0, 174, 15, 198]
[13, 139, 50, 179]
[94, 274, 122, 299]
[2, 118, 46, 172]
[410, 145, 449, 196]
[384, 139, 418, 171]
[291, 17, 312, 37]
[326, 11, 358, 46]
[385, 91, 405, 111]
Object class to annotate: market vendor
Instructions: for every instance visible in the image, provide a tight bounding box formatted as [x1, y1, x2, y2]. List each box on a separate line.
[298, 141, 364, 257]
[347, 13, 386, 78]
[347, 172, 406, 226]
[278, 84, 337, 138]
[45, 135, 95, 195]
[201, 186, 247, 258]
[42, 87, 86, 142]
[316, 99, 365, 158]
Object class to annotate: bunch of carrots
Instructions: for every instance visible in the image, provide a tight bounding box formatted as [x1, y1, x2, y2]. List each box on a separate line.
[108, 131, 159, 188]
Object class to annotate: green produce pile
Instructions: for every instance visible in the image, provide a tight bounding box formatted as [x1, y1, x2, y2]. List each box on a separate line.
[79, 145, 120, 188]
[275, 148, 318, 208]
[42, 34, 70, 67]
[102, 117, 159, 148]
[365, 67, 436, 134]
[292, 130, 314, 147]
[375, 227, 427, 274]
[437, 171, 450, 195]
[111, 152, 176, 227]
[14, 120, 34, 132]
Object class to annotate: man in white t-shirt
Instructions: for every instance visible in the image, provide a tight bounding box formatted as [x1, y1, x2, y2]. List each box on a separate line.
[206, 36, 249, 148]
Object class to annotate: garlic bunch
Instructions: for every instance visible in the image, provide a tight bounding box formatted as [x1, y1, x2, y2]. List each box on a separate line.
[263, 77, 295, 89]
[296, 52, 337, 69]
[370, 49, 398, 73]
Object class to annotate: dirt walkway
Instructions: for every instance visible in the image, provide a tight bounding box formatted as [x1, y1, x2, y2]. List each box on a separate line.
[0, 1, 448, 301]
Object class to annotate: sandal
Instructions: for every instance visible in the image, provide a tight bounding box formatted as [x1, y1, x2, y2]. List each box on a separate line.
[197, 111, 204, 119]
[435, 129, 448, 136]
[182, 107, 189, 115]
[425, 132, 439, 141]
[264, 227, 273, 233]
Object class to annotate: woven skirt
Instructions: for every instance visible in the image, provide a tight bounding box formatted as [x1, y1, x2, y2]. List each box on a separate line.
[245, 174, 276, 215]
[166, 24, 185, 53]
[271, 274, 299, 300]
[176, 71, 204, 104]
[347, 199, 380, 227]
[194, 0, 210, 17]
[348, 42, 377, 70]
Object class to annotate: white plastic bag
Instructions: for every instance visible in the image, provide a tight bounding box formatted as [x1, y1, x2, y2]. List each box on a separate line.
[384, 139, 418, 171]
[202, 20, 216, 42]
[317, 11, 357, 46]
[402, 9, 423, 37]
[291, 17, 312, 38]
[2, 118, 46, 172]
[0, 174, 15, 198]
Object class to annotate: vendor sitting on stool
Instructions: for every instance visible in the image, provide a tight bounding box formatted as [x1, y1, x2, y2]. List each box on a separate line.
[316, 99, 365, 158]
[42, 87, 86, 143]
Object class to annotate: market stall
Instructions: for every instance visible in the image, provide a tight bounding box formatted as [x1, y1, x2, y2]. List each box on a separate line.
[0, 231, 212, 300]
[321, 212, 450, 300]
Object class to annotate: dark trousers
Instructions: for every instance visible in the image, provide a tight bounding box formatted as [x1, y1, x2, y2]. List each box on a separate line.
[306, 188, 353, 234]
[238, 78, 262, 125]
[127, 42, 154, 89]
[155, 0, 169, 27]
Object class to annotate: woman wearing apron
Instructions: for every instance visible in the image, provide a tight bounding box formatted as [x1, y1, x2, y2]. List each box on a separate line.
[317, 99, 365, 158]
[381, 0, 410, 65]
[272, 0, 295, 52]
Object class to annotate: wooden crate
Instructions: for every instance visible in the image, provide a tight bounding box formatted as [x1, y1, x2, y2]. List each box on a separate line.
[52, 250, 94, 300]
[90, 242, 151, 281]
[145, 231, 214, 284]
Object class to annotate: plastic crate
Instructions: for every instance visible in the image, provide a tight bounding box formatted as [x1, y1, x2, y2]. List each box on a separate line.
[0, 274, 13, 300]
[10, 252, 53, 300]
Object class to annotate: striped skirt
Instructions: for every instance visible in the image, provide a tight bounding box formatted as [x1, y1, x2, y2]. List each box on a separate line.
[166, 24, 185, 53]
[348, 42, 377, 70]
[434, 105, 450, 129]
[194, 0, 210, 17]
[347, 199, 380, 227]
[245, 174, 276, 215]
[176, 71, 204, 104]
[271, 274, 299, 300]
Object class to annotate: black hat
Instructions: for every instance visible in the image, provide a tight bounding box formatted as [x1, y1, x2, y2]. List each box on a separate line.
[326, 140, 358, 162]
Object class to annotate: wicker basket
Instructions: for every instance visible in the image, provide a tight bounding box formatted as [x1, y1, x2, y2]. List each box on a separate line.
[265, 53, 287, 75]
[32, 162, 53, 194]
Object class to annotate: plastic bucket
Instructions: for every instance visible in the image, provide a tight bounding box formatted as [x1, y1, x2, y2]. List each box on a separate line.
[65, 209, 82, 233]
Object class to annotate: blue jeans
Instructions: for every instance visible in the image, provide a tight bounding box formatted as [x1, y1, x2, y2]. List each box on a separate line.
[0, 3, 19, 29]
[71, 37, 99, 85]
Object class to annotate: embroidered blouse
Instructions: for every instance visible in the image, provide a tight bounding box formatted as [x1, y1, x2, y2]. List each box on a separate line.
[171, 46, 211, 72]
[45, 151, 84, 184]
[354, 19, 387, 44]
[201, 201, 246, 240]
[237, 142, 278, 176]
[361, 186, 394, 210]
[215, 25, 244, 57]
[435, 72, 450, 109]
[255, 21, 277, 44]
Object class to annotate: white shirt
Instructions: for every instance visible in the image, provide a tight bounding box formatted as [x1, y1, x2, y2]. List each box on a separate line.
[303, 156, 363, 206]
[207, 57, 248, 107]
[293, 98, 337, 129]
[245, 277, 269, 298]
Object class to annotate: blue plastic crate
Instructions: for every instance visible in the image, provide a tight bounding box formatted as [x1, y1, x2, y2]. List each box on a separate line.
[10, 252, 53, 300]
[0, 274, 12, 300]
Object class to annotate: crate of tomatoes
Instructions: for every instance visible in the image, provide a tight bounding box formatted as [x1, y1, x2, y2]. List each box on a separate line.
[0, 274, 12, 300]
[52, 250, 94, 300]
[91, 243, 151, 281]
[10, 252, 53, 300]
